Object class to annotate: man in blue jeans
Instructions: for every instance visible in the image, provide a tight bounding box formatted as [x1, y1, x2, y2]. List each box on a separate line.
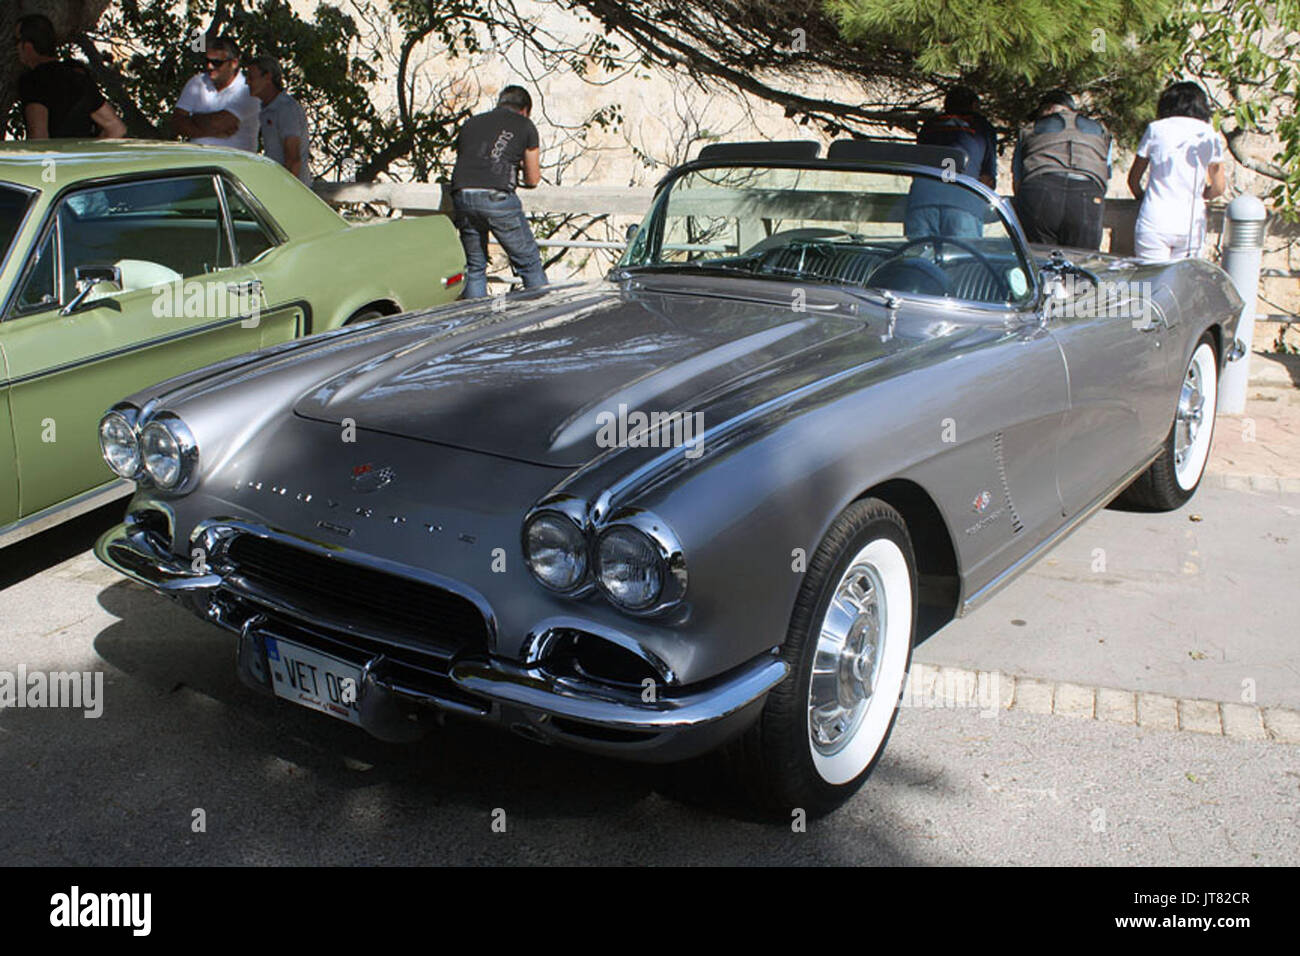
[904, 86, 999, 239]
[450, 85, 547, 298]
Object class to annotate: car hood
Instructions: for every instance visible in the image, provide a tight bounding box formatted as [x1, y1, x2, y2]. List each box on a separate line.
[293, 281, 876, 467]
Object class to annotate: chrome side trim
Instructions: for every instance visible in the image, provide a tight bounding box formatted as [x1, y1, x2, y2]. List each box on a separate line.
[6, 313, 273, 387]
[959, 450, 1161, 615]
[0, 478, 132, 549]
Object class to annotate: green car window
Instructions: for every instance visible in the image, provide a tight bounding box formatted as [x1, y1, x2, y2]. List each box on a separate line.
[58, 174, 231, 293]
[221, 182, 275, 264]
[14, 225, 57, 314]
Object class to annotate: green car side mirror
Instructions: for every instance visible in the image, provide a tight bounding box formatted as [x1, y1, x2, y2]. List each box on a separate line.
[61, 264, 123, 316]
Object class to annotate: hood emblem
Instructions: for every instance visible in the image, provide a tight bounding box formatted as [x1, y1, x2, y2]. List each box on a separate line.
[351, 463, 396, 493]
[971, 490, 991, 513]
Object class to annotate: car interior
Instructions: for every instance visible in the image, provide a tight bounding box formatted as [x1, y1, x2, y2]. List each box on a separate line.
[628, 139, 1035, 307]
[10, 174, 278, 313]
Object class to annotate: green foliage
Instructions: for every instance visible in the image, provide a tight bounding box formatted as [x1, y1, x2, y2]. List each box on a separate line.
[1154, 0, 1300, 219]
[96, 0, 413, 180]
[826, 0, 1177, 140]
[825, 0, 1300, 215]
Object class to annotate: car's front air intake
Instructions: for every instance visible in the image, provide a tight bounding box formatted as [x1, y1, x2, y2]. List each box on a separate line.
[220, 534, 490, 660]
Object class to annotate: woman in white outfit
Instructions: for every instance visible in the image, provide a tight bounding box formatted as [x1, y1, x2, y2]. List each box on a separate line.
[1127, 82, 1227, 261]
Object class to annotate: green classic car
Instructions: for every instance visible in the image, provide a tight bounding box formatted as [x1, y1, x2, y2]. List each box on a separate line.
[0, 140, 465, 547]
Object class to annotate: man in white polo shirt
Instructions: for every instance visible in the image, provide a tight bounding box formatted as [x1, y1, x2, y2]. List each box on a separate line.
[171, 36, 259, 151]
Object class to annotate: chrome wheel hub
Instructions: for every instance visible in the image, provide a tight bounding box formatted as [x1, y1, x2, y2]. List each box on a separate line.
[809, 562, 886, 755]
[1174, 364, 1204, 469]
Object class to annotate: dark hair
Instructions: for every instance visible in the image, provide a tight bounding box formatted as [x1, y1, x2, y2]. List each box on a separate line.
[16, 14, 58, 57]
[1037, 89, 1077, 113]
[943, 85, 979, 115]
[497, 85, 532, 113]
[1157, 81, 1211, 122]
[207, 35, 241, 61]
[248, 56, 284, 90]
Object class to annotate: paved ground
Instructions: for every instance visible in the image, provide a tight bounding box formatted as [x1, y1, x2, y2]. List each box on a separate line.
[0, 352, 1297, 864]
[914, 483, 1300, 711]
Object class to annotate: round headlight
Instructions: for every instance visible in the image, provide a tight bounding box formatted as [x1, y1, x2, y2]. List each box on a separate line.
[140, 421, 183, 488]
[595, 526, 664, 610]
[523, 512, 588, 591]
[98, 412, 140, 478]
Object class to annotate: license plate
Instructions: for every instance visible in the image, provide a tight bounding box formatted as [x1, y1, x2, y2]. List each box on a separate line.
[264, 637, 363, 726]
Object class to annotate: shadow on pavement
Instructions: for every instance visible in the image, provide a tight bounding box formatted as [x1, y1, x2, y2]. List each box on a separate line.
[0, 579, 934, 864]
[0, 500, 125, 592]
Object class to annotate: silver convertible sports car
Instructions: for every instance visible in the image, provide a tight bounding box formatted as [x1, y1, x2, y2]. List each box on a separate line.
[95, 141, 1245, 815]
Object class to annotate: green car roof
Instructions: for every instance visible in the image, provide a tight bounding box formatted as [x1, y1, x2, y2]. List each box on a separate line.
[0, 139, 296, 189]
[0, 139, 347, 242]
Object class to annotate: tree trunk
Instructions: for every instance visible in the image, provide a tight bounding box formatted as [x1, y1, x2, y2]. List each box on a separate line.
[3, 0, 113, 135]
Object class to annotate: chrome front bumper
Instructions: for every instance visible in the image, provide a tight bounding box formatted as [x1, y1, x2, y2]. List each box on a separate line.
[96, 522, 787, 758]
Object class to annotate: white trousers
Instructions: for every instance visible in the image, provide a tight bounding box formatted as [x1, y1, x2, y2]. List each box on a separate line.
[1134, 222, 1207, 262]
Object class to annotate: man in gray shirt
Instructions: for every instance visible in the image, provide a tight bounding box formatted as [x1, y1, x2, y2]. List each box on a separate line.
[245, 56, 311, 185]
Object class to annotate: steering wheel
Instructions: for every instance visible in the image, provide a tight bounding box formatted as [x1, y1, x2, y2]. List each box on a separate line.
[870, 235, 1011, 300]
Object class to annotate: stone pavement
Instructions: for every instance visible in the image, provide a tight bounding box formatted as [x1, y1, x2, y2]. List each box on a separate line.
[1207, 349, 1300, 488]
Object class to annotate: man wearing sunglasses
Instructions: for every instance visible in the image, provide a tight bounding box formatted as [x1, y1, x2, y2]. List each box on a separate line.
[171, 36, 259, 152]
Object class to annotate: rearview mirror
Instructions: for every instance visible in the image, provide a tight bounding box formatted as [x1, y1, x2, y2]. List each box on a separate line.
[61, 264, 122, 315]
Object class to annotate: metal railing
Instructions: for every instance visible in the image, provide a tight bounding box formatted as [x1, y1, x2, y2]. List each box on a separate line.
[314, 181, 1201, 256]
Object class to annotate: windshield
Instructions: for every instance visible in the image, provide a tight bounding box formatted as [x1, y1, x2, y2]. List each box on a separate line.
[621, 164, 1035, 307]
[0, 185, 34, 269]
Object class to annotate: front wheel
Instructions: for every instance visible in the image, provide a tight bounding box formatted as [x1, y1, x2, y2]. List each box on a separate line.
[1119, 333, 1218, 510]
[728, 498, 916, 817]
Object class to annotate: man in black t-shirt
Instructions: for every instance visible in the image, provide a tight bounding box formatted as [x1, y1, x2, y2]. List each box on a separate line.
[450, 85, 546, 298]
[15, 14, 125, 140]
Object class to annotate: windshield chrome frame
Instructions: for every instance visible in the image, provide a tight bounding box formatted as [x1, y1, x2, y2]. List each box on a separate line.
[616, 157, 1042, 318]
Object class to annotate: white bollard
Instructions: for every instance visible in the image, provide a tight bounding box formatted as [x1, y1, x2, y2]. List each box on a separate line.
[1218, 194, 1267, 414]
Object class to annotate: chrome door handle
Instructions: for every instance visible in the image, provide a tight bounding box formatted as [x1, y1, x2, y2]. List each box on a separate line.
[226, 279, 263, 297]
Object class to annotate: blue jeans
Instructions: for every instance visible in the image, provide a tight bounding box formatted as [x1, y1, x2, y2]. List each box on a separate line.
[452, 188, 548, 298]
[904, 205, 983, 239]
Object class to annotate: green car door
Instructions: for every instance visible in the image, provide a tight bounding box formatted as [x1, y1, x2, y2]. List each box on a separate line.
[1, 171, 304, 518]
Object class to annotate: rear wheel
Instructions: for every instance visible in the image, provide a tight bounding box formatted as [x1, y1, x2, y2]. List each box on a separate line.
[344, 305, 389, 326]
[728, 498, 916, 817]
[1119, 333, 1218, 510]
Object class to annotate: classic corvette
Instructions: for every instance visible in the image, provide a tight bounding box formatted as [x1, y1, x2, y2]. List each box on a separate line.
[0, 140, 464, 547]
[94, 141, 1245, 814]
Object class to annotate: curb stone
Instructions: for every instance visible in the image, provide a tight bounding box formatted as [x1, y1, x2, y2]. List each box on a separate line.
[902, 663, 1300, 744]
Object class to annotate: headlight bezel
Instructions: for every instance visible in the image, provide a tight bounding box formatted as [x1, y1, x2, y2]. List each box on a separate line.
[97, 406, 199, 494]
[98, 405, 141, 479]
[521, 495, 594, 597]
[138, 413, 199, 492]
[522, 495, 688, 616]
[592, 508, 688, 616]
